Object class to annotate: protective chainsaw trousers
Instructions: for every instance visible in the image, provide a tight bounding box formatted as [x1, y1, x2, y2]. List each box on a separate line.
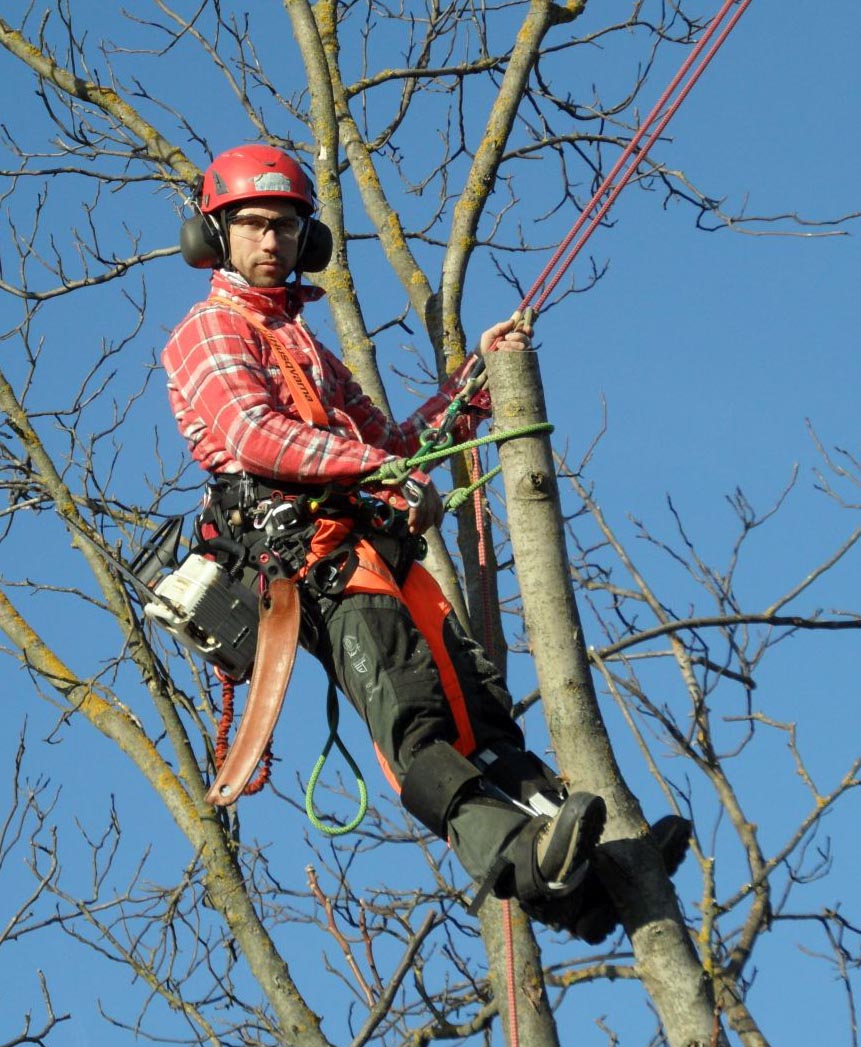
[310, 556, 546, 885]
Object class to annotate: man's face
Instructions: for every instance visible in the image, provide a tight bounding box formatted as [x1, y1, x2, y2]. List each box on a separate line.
[226, 199, 303, 287]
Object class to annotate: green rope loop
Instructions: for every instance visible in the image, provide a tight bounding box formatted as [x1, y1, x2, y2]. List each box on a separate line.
[305, 681, 368, 836]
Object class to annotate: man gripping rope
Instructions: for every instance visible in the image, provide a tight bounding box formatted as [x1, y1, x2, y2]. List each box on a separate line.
[162, 144, 686, 935]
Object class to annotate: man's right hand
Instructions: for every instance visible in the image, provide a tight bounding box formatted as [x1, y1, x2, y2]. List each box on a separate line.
[479, 314, 533, 356]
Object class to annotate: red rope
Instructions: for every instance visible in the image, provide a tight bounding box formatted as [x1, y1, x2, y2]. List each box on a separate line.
[471, 446, 498, 650]
[502, 899, 520, 1047]
[466, 434, 520, 1047]
[518, 0, 753, 316]
[213, 670, 273, 796]
[213, 671, 236, 769]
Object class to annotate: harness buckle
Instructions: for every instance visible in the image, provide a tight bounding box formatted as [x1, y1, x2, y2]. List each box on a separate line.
[253, 495, 307, 534]
[238, 472, 259, 512]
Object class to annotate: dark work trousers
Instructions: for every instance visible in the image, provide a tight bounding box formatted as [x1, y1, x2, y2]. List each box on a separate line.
[308, 574, 533, 886]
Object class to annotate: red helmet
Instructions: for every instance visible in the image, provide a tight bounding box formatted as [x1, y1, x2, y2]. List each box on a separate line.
[199, 145, 316, 216]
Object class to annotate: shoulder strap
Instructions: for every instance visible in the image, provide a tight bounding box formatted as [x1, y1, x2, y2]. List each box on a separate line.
[207, 295, 329, 427]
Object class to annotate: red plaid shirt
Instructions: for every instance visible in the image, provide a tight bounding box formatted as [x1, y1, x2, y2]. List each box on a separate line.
[163, 270, 477, 492]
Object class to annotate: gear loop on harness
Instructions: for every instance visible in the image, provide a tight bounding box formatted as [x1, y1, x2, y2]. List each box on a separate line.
[198, 471, 427, 831]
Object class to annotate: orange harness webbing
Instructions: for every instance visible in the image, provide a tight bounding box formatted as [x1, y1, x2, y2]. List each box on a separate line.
[304, 516, 479, 787]
[208, 295, 329, 427]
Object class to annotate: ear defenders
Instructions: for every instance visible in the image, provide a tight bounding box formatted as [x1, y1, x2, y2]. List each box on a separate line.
[179, 212, 225, 270]
[179, 208, 333, 273]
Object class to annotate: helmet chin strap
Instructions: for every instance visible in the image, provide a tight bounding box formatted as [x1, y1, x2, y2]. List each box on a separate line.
[218, 208, 235, 272]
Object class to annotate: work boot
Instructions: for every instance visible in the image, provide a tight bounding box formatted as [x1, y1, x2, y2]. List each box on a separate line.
[535, 791, 607, 891]
[522, 815, 691, 942]
[464, 784, 606, 916]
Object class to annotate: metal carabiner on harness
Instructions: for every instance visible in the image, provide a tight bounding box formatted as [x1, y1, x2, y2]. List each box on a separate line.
[253, 495, 308, 534]
[402, 477, 426, 509]
[252, 498, 276, 530]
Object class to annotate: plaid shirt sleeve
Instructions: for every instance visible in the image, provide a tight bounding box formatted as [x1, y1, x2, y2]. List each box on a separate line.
[163, 302, 394, 483]
[323, 351, 471, 457]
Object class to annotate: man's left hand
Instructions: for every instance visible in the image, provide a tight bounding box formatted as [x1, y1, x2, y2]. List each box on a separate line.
[403, 474, 445, 535]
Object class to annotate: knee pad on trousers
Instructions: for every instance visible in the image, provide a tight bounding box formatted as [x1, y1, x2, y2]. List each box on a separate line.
[400, 741, 483, 840]
[471, 743, 565, 816]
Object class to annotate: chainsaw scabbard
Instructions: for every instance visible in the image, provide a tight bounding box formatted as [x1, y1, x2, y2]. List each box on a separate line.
[205, 577, 300, 806]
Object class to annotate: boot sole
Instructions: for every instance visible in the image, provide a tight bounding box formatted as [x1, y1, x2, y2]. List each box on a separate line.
[538, 792, 607, 889]
[652, 814, 692, 878]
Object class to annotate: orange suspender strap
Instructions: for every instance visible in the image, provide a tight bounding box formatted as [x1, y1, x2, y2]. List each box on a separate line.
[207, 295, 329, 427]
[303, 522, 479, 794]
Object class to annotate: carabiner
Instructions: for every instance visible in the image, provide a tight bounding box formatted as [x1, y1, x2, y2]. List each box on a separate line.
[419, 426, 454, 453]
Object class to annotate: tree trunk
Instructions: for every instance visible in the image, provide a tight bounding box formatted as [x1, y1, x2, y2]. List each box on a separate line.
[484, 346, 728, 1047]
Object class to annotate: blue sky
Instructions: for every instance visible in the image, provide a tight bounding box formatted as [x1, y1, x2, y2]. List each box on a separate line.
[1, 2, 860, 1045]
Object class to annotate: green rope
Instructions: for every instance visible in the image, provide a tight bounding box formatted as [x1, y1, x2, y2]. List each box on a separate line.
[305, 681, 368, 836]
[362, 421, 554, 499]
[444, 464, 502, 512]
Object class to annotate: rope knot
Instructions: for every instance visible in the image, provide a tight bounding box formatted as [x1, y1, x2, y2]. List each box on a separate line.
[374, 457, 413, 487]
[443, 487, 472, 513]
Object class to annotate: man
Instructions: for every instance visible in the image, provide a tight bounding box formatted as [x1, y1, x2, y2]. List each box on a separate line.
[163, 144, 685, 937]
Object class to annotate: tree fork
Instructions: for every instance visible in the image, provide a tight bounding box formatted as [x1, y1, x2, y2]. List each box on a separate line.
[484, 346, 729, 1047]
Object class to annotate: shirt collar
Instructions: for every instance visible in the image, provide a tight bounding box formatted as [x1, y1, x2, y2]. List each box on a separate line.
[210, 269, 325, 319]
